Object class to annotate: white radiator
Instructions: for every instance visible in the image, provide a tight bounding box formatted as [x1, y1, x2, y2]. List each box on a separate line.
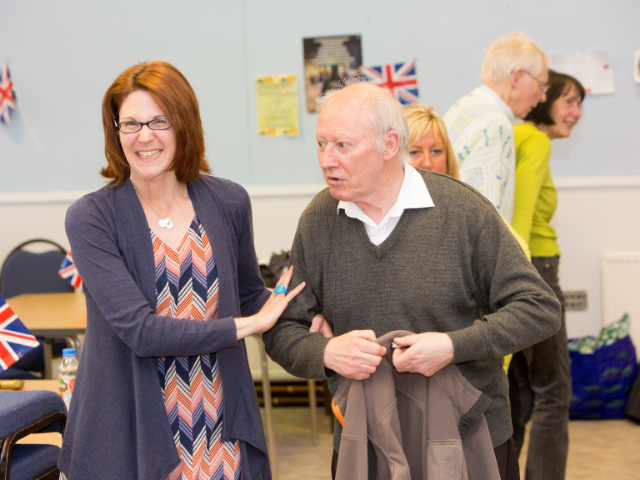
[602, 252, 640, 345]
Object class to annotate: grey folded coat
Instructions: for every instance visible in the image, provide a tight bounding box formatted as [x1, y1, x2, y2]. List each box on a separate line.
[332, 331, 501, 480]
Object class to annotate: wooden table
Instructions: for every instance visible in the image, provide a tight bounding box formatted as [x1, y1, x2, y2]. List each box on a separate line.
[7, 292, 87, 379]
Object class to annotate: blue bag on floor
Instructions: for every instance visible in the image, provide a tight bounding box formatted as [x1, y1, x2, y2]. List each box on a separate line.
[569, 314, 638, 420]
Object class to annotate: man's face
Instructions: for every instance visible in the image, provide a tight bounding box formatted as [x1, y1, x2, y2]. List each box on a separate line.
[511, 64, 549, 119]
[316, 99, 385, 203]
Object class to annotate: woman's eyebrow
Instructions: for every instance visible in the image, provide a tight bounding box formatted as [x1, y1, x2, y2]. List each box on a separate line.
[119, 114, 166, 121]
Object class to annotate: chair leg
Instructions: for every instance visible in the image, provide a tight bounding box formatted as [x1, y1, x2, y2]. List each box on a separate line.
[254, 335, 278, 480]
[43, 341, 53, 380]
[64, 336, 82, 359]
[307, 379, 318, 446]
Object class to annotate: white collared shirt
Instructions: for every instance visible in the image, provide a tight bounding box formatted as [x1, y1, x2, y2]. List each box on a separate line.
[337, 163, 435, 246]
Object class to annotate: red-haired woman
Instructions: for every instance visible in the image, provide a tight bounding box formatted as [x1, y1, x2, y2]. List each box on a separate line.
[59, 61, 303, 480]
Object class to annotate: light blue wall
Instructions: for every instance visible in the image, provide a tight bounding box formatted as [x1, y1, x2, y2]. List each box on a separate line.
[1, 0, 639, 193]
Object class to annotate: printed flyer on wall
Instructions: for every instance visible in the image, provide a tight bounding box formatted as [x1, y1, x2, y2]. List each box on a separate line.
[255, 74, 299, 137]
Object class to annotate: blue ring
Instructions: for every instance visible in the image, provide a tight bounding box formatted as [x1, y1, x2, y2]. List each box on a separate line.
[274, 284, 288, 294]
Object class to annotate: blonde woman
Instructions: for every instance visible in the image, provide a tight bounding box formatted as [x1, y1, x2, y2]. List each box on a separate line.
[404, 105, 459, 178]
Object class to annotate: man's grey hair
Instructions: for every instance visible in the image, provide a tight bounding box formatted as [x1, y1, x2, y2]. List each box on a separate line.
[316, 77, 410, 164]
[480, 31, 550, 83]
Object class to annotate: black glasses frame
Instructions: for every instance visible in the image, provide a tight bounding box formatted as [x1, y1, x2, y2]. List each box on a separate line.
[114, 118, 172, 133]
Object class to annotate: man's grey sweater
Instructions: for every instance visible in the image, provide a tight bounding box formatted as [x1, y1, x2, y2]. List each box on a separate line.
[263, 170, 561, 448]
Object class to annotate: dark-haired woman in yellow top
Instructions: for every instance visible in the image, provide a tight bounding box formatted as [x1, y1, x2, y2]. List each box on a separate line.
[509, 70, 585, 480]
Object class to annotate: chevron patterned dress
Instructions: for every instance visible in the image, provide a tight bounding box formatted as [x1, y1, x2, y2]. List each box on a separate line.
[153, 215, 242, 480]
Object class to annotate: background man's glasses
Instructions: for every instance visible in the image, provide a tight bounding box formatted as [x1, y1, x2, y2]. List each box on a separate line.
[522, 70, 550, 94]
[114, 118, 172, 133]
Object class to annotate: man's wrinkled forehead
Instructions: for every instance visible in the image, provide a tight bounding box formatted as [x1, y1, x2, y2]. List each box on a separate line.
[326, 83, 390, 107]
[317, 100, 369, 141]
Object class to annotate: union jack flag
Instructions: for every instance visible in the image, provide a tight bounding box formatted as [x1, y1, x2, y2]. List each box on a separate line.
[59, 251, 82, 290]
[0, 61, 17, 126]
[0, 295, 39, 372]
[359, 59, 420, 105]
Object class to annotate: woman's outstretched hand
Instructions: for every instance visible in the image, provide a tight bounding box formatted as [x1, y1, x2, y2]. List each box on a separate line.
[235, 266, 305, 340]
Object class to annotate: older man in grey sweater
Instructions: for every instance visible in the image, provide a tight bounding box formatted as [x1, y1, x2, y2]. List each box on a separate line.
[263, 83, 561, 479]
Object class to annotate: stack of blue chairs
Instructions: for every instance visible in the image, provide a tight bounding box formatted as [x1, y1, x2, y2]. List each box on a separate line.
[0, 390, 66, 480]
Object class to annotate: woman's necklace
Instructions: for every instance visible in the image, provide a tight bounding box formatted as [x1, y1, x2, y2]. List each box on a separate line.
[135, 184, 180, 229]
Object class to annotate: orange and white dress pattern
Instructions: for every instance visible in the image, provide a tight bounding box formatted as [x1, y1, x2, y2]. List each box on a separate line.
[154, 215, 242, 480]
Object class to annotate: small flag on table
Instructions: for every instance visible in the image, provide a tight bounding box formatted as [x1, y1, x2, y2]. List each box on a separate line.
[359, 59, 420, 105]
[0, 295, 40, 373]
[0, 61, 17, 126]
[59, 251, 82, 290]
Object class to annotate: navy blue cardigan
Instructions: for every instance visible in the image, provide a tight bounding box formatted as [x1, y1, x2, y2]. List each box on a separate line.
[59, 176, 272, 479]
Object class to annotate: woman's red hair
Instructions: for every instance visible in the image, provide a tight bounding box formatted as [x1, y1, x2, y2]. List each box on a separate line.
[101, 61, 210, 187]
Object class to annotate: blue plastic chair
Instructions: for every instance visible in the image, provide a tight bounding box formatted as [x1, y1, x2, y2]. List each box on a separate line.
[0, 239, 73, 301]
[0, 390, 66, 480]
[0, 240, 74, 380]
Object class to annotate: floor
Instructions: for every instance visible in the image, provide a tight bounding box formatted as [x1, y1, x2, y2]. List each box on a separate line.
[268, 407, 640, 480]
[18, 361, 640, 479]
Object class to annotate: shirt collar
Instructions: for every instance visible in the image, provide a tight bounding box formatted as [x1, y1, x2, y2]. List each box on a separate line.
[337, 163, 434, 227]
[478, 84, 516, 123]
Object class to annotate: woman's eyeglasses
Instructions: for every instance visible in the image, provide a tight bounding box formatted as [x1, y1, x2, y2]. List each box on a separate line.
[114, 118, 172, 133]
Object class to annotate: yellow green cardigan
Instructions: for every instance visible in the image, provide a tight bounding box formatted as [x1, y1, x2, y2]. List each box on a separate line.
[512, 123, 561, 258]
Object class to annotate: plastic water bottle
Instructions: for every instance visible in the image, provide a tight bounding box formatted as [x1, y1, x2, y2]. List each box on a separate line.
[58, 348, 78, 410]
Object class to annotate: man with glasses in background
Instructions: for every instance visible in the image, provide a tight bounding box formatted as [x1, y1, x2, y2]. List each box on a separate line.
[444, 31, 549, 224]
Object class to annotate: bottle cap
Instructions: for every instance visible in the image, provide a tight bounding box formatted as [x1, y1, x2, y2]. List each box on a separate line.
[62, 348, 76, 358]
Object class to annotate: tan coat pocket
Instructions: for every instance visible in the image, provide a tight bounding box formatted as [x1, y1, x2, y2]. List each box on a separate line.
[426, 440, 468, 480]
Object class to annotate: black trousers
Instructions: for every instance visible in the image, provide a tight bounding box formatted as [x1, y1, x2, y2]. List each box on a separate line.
[331, 437, 520, 480]
[508, 256, 571, 480]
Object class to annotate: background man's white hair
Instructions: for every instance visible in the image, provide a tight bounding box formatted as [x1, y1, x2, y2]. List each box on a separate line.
[316, 78, 410, 164]
[480, 31, 550, 83]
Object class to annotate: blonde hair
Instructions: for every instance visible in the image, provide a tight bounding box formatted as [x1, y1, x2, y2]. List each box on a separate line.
[480, 31, 550, 83]
[403, 104, 459, 179]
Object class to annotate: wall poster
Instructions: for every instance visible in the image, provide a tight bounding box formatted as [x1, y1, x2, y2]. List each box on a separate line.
[255, 74, 299, 136]
[302, 35, 362, 113]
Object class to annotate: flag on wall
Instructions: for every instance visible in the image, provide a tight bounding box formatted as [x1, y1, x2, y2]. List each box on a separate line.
[59, 251, 82, 290]
[0, 295, 40, 372]
[359, 59, 420, 105]
[0, 61, 17, 126]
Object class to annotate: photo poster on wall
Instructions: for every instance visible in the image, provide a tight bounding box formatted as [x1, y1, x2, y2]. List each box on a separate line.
[302, 35, 362, 113]
[635, 51, 640, 83]
[255, 74, 299, 137]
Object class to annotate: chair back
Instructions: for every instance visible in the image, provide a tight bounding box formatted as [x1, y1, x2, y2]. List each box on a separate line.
[0, 390, 67, 480]
[0, 239, 73, 299]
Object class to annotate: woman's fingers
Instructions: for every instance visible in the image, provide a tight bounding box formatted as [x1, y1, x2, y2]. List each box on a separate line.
[256, 280, 306, 334]
[280, 265, 295, 287]
[262, 280, 305, 314]
[285, 281, 305, 301]
[249, 270, 307, 336]
[274, 266, 296, 295]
